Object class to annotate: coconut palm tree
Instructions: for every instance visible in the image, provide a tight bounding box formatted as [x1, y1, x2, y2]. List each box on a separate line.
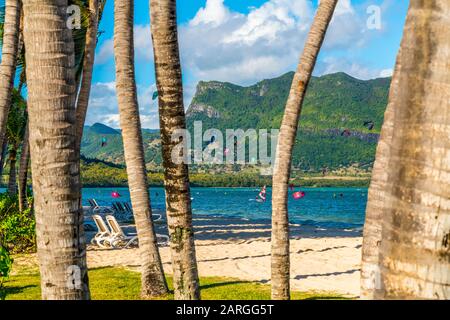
[16, 69, 29, 211]
[360, 71, 396, 300]
[5, 89, 26, 195]
[75, 0, 106, 148]
[0, 0, 21, 159]
[114, 0, 168, 298]
[271, 0, 338, 300]
[4, 1, 104, 211]
[22, 0, 90, 299]
[18, 121, 29, 210]
[150, 0, 200, 300]
[364, 0, 450, 299]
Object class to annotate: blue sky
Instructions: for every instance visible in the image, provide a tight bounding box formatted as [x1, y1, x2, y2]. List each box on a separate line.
[88, 0, 409, 128]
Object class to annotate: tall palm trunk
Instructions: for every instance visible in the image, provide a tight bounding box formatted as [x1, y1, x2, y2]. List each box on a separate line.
[23, 0, 90, 300]
[0, 0, 21, 150]
[271, 0, 337, 300]
[367, 0, 450, 299]
[18, 122, 29, 211]
[75, 0, 99, 149]
[150, 0, 200, 300]
[114, 0, 168, 298]
[17, 68, 29, 211]
[7, 145, 17, 195]
[0, 137, 7, 183]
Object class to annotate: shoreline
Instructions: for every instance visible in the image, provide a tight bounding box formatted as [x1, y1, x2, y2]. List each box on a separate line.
[88, 216, 362, 297]
[11, 215, 362, 297]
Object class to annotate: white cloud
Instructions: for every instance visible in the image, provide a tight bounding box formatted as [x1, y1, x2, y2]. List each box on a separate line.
[96, 39, 114, 64]
[379, 68, 393, 78]
[317, 56, 391, 80]
[87, 82, 160, 129]
[95, 25, 153, 64]
[190, 0, 232, 26]
[179, 0, 370, 86]
[90, 0, 393, 126]
[96, 0, 370, 85]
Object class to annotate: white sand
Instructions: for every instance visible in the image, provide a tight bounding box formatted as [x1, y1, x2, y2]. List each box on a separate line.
[87, 216, 362, 297]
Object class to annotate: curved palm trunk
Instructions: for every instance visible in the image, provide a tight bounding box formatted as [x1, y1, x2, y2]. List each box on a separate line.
[75, 0, 99, 149]
[18, 122, 29, 211]
[0, 0, 21, 150]
[150, 0, 200, 300]
[7, 145, 17, 195]
[368, 0, 450, 299]
[23, 0, 90, 300]
[114, 0, 168, 298]
[271, 0, 337, 300]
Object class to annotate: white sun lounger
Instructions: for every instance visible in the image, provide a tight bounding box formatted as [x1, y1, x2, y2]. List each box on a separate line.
[91, 215, 114, 248]
[105, 215, 169, 248]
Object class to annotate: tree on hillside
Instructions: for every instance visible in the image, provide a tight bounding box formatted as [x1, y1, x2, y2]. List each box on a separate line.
[22, 0, 90, 299]
[150, 0, 200, 300]
[114, 0, 168, 297]
[362, 0, 450, 299]
[271, 0, 338, 300]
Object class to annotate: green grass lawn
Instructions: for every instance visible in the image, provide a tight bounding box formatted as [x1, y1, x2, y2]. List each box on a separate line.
[3, 267, 347, 300]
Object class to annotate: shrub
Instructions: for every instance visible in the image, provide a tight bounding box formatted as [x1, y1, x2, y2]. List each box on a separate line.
[0, 244, 13, 300]
[0, 193, 36, 254]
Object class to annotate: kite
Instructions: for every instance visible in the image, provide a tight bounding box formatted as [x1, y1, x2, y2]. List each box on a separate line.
[152, 91, 159, 100]
[111, 191, 121, 198]
[292, 191, 305, 200]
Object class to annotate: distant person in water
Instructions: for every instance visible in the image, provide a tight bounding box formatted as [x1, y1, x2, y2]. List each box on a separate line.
[339, 193, 344, 198]
[101, 136, 107, 147]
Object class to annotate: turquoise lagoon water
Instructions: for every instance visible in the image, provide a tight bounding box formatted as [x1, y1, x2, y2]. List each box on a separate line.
[81, 187, 367, 230]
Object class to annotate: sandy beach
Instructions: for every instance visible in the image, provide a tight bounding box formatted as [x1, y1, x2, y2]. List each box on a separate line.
[86, 216, 362, 297]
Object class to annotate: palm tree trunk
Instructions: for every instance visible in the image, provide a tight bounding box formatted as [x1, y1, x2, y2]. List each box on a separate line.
[150, 0, 200, 300]
[368, 0, 450, 299]
[18, 122, 29, 211]
[0, 0, 21, 150]
[0, 137, 7, 183]
[22, 0, 90, 300]
[75, 0, 99, 149]
[114, 0, 168, 298]
[7, 145, 17, 195]
[271, 0, 337, 300]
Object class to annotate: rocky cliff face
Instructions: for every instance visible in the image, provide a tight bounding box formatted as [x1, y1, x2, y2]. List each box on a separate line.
[186, 102, 221, 119]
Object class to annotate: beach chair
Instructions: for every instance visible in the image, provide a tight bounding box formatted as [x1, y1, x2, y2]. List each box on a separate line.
[91, 215, 114, 248]
[112, 201, 131, 220]
[122, 201, 163, 222]
[112, 202, 122, 213]
[123, 202, 133, 213]
[105, 215, 169, 248]
[88, 199, 114, 214]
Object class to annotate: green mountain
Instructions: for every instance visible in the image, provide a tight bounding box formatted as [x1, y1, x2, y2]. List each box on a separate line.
[81, 72, 390, 173]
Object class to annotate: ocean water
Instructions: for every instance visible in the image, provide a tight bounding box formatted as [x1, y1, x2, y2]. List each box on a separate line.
[82, 187, 368, 230]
